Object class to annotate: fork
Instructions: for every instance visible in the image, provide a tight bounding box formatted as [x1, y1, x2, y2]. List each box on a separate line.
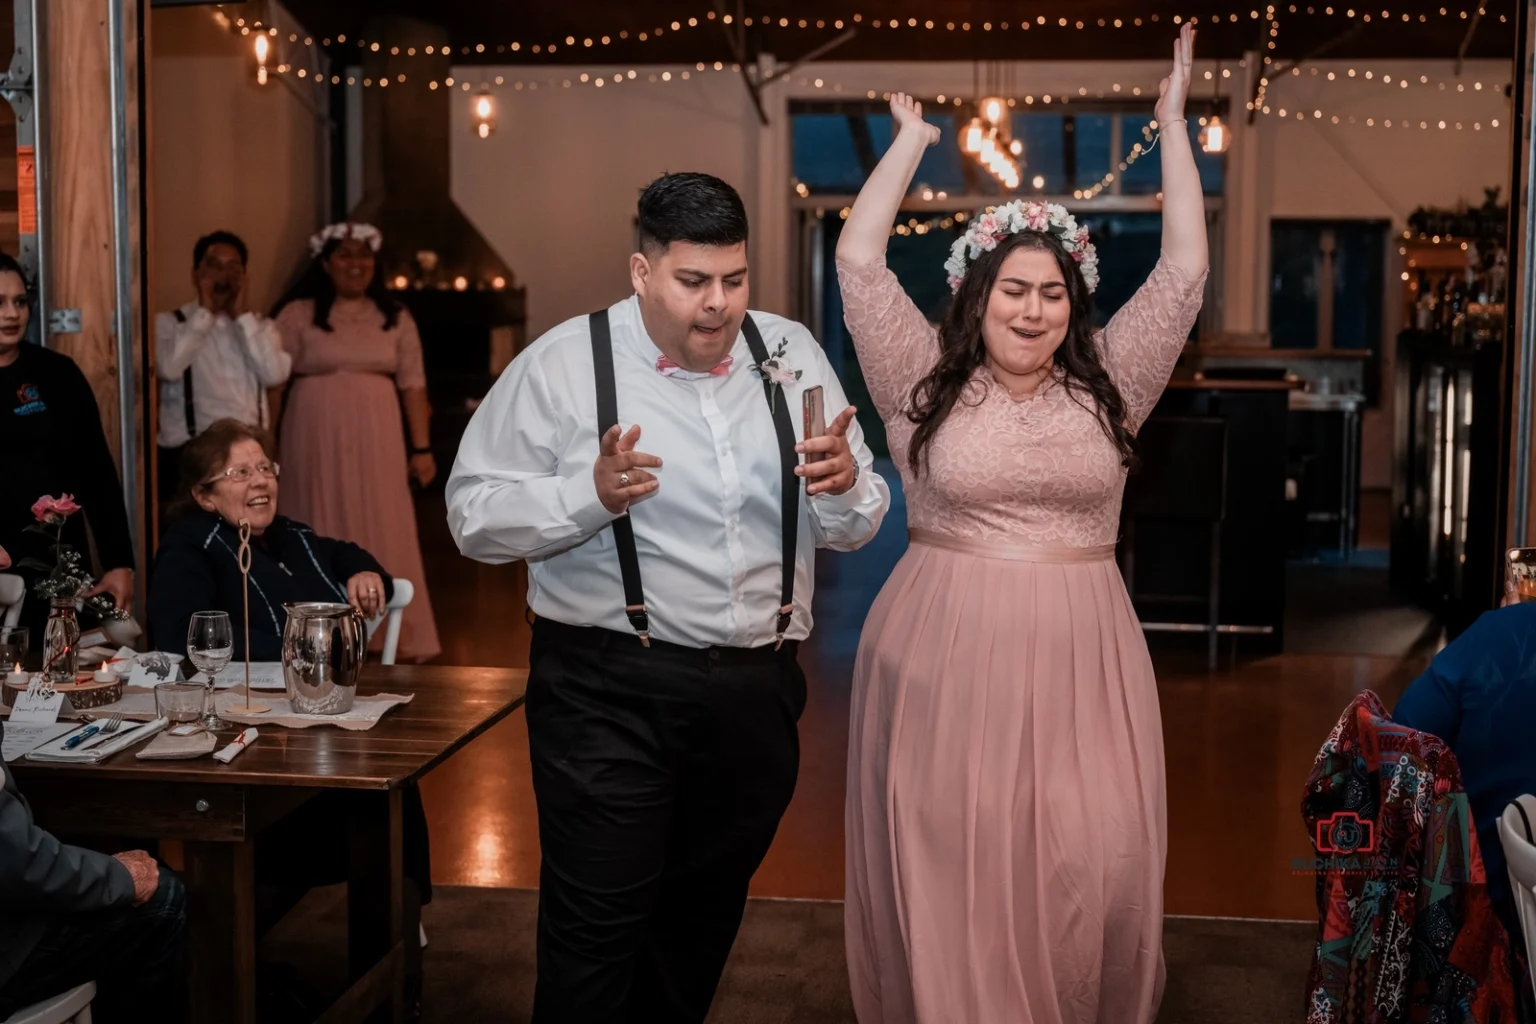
[77, 714, 125, 750]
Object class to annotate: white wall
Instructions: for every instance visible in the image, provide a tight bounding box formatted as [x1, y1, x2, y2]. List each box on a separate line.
[150, 5, 327, 317]
[450, 68, 761, 339]
[1248, 59, 1510, 488]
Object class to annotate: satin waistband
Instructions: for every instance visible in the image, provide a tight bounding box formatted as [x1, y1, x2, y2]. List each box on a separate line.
[908, 528, 1117, 564]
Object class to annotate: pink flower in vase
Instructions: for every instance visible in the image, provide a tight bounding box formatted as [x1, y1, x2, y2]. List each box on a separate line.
[31, 494, 81, 524]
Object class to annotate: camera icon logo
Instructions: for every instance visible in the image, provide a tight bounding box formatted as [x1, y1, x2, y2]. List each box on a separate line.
[1316, 810, 1376, 855]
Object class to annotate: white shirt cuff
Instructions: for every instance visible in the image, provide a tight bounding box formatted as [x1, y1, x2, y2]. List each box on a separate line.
[560, 469, 618, 533]
[810, 472, 872, 512]
[235, 311, 264, 334]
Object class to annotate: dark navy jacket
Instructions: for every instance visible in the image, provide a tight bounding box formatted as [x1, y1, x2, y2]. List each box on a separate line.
[147, 510, 392, 661]
[1393, 601, 1536, 945]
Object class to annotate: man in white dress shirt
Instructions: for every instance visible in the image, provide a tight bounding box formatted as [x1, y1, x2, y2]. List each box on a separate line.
[155, 231, 291, 505]
[447, 173, 889, 1022]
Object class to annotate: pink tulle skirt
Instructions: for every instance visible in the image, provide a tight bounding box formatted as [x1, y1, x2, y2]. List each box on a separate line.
[845, 530, 1166, 1023]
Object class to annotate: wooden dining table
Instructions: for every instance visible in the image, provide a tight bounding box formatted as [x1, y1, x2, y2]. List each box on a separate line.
[11, 664, 527, 1024]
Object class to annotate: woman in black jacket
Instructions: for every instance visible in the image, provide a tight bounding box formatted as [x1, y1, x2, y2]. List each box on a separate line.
[148, 418, 431, 1017]
[148, 418, 390, 659]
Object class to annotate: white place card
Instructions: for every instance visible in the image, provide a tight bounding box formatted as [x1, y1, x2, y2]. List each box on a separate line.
[188, 662, 285, 690]
[10, 688, 64, 724]
[126, 653, 185, 690]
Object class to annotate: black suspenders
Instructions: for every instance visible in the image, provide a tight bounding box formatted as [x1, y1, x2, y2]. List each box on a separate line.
[173, 308, 268, 437]
[173, 309, 197, 438]
[588, 309, 798, 649]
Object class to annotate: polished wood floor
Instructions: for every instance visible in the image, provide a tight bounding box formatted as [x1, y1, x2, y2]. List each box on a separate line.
[414, 483, 1429, 921]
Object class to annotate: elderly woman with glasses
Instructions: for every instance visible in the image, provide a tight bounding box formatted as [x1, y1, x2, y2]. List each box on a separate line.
[146, 417, 433, 1014]
[147, 417, 392, 658]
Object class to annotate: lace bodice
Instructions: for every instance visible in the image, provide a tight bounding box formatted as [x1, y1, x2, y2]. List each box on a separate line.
[836, 254, 1206, 547]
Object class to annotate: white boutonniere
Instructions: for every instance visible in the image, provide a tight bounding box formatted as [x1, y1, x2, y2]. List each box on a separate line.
[750, 338, 802, 411]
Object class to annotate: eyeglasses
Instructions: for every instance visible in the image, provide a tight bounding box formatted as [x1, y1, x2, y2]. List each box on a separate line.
[206, 462, 279, 486]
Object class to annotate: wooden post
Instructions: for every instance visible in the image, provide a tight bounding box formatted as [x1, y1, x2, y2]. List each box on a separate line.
[43, 0, 148, 583]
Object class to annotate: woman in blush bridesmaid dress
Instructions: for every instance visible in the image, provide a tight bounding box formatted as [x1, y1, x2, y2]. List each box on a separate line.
[835, 26, 1208, 1024]
[273, 224, 441, 662]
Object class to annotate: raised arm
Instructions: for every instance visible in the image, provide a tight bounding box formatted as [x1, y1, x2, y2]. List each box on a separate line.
[836, 93, 937, 267]
[834, 94, 944, 421]
[1100, 25, 1210, 429]
[1156, 24, 1209, 280]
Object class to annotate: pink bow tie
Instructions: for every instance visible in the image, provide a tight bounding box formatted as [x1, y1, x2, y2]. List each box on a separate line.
[656, 354, 732, 377]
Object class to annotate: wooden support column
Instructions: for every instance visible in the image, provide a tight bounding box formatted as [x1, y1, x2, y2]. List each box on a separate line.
[43, 0, 148, 578]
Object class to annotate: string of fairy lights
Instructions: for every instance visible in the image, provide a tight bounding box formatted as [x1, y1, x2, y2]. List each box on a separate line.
[219, 3, 1515, 197]
[219, 1, 1510, 63]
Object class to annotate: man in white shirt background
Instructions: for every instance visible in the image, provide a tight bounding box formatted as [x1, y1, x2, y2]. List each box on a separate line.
[155, 231, 291, 506]
[447, 172, 889, 1023]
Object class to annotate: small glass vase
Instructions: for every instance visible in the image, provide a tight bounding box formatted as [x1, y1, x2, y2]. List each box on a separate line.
[42, 597, 79, 685]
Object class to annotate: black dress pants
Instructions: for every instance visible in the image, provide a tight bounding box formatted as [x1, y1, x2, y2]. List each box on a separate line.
[526, 618, 806, 1024]
[0, 864, 186, 1022]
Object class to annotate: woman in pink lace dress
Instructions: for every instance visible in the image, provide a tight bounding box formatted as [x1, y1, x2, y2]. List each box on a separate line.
[836, 27, 1208, 1023]
[273, 224, 441, 662]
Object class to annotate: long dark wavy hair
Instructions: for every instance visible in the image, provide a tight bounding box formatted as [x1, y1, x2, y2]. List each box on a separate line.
[273, 236, 402, 332]
[906, 230, 1136, 477]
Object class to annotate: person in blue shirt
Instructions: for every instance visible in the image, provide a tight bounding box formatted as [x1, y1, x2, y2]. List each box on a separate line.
[1393, 601, 1536, 945]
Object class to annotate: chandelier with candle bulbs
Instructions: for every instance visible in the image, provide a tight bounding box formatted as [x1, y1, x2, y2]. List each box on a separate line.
[960, 95, 1021, 191]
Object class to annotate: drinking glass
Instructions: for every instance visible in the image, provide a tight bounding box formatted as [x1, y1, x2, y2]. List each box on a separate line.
[187, 611, 233, 731]
[0, 626, 28, 674]
[1507, 548, 1536, 604]
[154, 682, 207, 724]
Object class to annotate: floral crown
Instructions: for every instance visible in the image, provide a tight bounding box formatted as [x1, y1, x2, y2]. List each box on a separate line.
[943, 200, 1099, 294]
[308, 221, 383, 257]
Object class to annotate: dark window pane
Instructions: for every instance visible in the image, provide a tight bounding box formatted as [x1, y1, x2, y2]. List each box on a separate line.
[1074, 115, 1113, 191]
[1331, 223, 1384, 352]
[1270, 222, 1322, 348]
[1122, 115, 1160, 194]
[1076, 212, 1168, 329]
[1011, 113, 1066, 193]
[791, 114, 863, 193]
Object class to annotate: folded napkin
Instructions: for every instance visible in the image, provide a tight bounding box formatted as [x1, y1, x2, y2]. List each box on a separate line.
[136, 730, 217, 760]
[215, 692, 414, 730]
[25, 718, 168, 763]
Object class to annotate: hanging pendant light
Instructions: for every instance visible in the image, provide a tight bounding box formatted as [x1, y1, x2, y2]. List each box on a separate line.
[253, 32, 270, 86]
[1199, 60, 1231, 155]
[472, 86, 497, 139]
[1200, 114, 1230, 154]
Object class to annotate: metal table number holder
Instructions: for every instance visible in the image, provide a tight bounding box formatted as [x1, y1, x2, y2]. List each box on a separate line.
[236, 520, 270, 715]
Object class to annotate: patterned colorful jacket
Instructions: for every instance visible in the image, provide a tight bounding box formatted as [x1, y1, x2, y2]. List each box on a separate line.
[1301, 690, 1526, 1023]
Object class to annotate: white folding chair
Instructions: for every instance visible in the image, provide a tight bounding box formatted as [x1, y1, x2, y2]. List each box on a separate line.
[0, 573, 25, 630]
[1498, 793, 1536, 1008]
[363, 578, 414, 667]
[2, 981, 96, 1024]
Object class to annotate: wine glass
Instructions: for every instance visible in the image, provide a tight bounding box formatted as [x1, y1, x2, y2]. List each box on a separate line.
[187, 611, 234, 731]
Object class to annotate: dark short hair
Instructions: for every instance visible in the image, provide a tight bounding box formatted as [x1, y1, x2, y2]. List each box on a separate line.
[0, 251, 30, 290]
[192, 231, 249, 270]
[636, 173, 749, 255]
[166, 418, 275, 522]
